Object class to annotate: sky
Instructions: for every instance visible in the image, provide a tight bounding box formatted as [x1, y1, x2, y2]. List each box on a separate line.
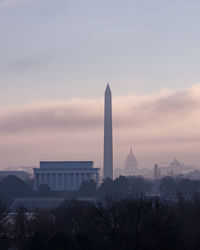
[1, 0, 200, 169]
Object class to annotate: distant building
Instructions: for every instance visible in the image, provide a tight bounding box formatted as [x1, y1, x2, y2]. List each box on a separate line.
[169, 158, 182, 172]
[0, 171, 29, 181]
[33, 161, 100, 191]
[160, 158, 197, 175]
[124, 148, 138, 176]
[167, 169, 175, 177]
[154, 164, 161, 179]
[114, 148, 139, 178]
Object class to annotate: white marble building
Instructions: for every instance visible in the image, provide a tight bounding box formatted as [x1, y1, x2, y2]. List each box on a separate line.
[33, 161, 100, 191]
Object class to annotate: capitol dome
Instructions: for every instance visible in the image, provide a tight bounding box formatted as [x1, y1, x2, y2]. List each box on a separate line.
[124, 148, 138, 175]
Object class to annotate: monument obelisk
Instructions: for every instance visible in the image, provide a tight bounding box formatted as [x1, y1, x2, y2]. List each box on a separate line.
[103, 84, 113, 180]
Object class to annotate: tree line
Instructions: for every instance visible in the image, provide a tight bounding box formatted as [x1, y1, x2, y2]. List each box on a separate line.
[0, 196, 199, 249]
[1, 175, 200, 204]
[0, 175, 200, 249]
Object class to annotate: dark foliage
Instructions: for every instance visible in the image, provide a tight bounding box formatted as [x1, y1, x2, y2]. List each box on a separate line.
[159, 177, 200, 197]
[97, 176, 152, 200]
[0, 175, 32, 204]
[128, 176, 153, 195]
[160, 176, 177, 195]
[38, 184, 52, 197]
[2, 175, 200, 249]
[2, 196, 200, 250]
[78, 180, 96, 197]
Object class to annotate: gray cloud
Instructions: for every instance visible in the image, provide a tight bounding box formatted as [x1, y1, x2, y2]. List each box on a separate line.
[1, 84, 200, 168]
[0, 101, 103, 133]
[0, 85, 199, 134]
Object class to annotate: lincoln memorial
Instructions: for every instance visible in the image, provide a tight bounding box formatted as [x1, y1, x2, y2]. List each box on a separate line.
[33, 161, 100, 191]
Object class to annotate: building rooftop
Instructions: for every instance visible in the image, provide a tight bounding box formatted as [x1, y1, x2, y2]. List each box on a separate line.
[39, 161, 94, 170]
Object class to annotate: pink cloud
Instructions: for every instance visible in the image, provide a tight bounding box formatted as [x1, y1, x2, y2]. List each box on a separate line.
[1, 84, 200, 169]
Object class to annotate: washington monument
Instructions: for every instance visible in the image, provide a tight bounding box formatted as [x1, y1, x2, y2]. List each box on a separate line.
[103, 84, 113, 180]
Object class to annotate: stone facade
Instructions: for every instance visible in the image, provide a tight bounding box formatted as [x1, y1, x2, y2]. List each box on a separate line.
[33, 161, 100, 191]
